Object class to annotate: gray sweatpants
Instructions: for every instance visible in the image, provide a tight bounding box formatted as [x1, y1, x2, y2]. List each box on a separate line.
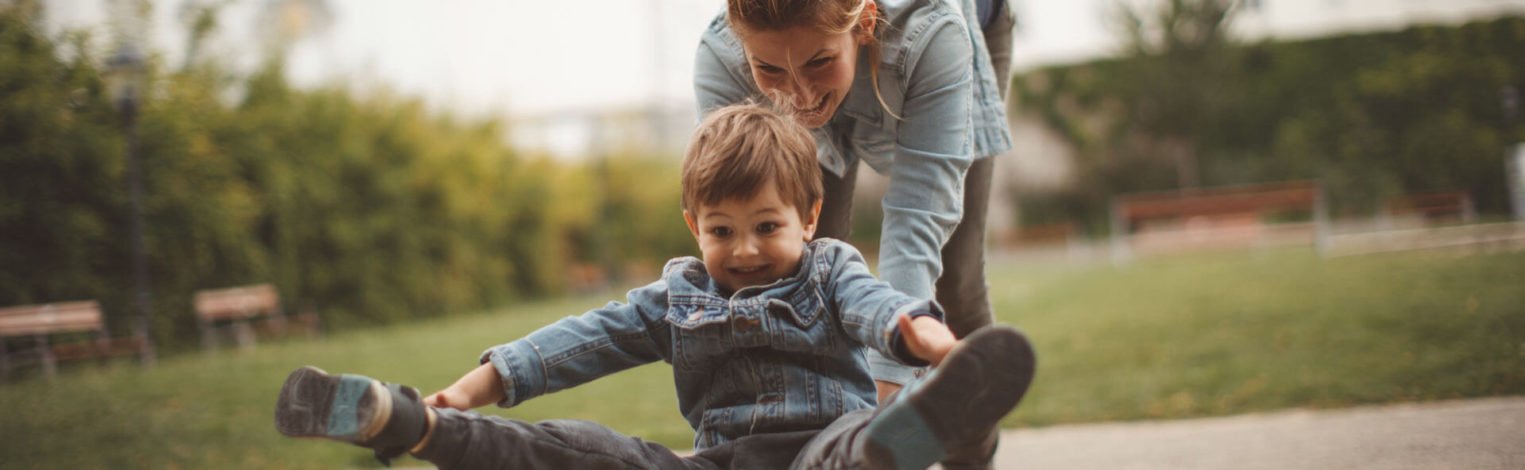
[412, 408, 879, 469]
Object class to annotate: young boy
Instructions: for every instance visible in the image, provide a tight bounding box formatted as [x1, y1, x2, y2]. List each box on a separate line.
[274, 103, 1036, 469]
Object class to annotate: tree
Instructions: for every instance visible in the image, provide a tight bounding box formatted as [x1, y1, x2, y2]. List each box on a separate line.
[1112, 0, 1239, 189]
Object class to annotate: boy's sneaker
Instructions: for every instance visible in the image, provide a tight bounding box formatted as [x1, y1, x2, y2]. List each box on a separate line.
[274, 366, 428, 465]
[862, 326, 1037, 470]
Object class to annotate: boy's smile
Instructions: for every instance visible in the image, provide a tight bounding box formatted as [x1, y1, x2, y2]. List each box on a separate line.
[684, 181, 822, 293]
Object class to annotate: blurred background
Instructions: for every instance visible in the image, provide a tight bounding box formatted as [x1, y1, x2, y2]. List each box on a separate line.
[2, 0, 1524, 467]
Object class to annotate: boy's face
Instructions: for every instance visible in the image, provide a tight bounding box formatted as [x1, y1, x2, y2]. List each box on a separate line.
[684, 181, 822, 293]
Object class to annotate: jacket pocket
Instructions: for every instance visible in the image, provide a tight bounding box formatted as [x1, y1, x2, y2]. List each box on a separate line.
[766, 297, 838, 353]
[666, 304, 731, 371]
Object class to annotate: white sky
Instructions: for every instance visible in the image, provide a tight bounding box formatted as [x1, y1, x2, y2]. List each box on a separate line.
[42, 0, 1525, 120]
[281, 0, 722, 117]
[276, 0, 1118, 116]
[44, 0, 1113, 119]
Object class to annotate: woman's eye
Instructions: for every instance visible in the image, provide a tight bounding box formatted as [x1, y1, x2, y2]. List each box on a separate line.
[756, 64, 783, 75]
[807, 57, 832, 68]
[756, 222, 779, 234]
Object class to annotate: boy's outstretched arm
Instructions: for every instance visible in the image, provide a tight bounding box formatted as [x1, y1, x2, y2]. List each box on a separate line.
[425, 363, 506, 411]
[896, 314, 959, 367]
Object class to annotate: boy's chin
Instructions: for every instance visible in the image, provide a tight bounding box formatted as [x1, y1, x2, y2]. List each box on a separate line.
[721, 277, 774, 293]
[721, 280, 761, 292]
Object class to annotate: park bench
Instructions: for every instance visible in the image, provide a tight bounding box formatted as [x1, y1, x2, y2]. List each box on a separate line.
[1385, 191, 1476, 225]
[0, 301, 150, 381]
[1002, 222, 1077, 249]
[1109, 181, 1330, 261]
[195, 284, 288, 350]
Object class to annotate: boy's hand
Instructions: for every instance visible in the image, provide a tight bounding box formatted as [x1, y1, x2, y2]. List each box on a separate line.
[424, 388, 473, 410]
[424, 363, 506, 411]
[898, 314, 959, 367]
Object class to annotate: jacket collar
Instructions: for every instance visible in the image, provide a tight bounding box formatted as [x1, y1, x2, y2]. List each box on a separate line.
[662, 241, 830, 320]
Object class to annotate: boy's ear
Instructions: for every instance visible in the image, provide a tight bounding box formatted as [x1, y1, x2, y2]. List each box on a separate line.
[683, 210, 701, 239]
[802, 199, 824, 240]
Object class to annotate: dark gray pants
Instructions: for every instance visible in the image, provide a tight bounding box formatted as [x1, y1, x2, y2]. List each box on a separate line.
[413, 408, 879, 469]
[981, 0, 1014, 98]
[815, 0, 1011, 340]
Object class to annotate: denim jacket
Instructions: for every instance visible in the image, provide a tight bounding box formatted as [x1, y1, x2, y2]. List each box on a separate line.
[481, 239, 942, 449]
[694, 0, 1012, 384]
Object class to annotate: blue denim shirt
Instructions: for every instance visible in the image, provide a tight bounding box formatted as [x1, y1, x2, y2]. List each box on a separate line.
[481, 239, 942, 449]
[694, 0, 1012, 385]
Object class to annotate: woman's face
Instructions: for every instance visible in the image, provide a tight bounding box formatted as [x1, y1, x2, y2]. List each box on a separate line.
[739, 25, 867, 128]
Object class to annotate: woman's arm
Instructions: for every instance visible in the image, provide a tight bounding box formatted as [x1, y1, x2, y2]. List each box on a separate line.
[877, 20, 977, 302]
[865, 20, 978, 399]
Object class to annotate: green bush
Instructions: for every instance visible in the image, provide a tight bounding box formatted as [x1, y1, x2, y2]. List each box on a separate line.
[0, 5, 692, 351]
[1012, 15, 1525, 230]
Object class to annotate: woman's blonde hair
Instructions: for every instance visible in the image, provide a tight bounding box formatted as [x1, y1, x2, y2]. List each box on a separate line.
[726, 0, 898, 119]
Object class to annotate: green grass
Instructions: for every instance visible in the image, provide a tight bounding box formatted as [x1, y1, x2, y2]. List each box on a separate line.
[996, 248, 1525, 427]
[2, 248, 1522, 468]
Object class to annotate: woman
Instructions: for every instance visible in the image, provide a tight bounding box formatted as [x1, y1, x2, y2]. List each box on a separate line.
[694, 0, 1014, 403]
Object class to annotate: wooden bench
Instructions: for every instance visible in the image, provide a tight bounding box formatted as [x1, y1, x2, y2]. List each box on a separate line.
[195, 284, 287, 350]
[1002, 222, 1077, 249]
[0, 301, 149, 381]
[1385, 191, 1476, 224]
[1110, 181, 1331, 260]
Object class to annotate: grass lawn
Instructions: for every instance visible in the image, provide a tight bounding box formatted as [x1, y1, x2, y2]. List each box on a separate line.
[995, 248, 1525, 427]
[1, 247, 1521, 468]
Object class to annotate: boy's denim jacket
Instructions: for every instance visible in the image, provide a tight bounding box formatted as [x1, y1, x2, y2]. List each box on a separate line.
[481, 239, 942, 449]
[694, 0, 1012, 384]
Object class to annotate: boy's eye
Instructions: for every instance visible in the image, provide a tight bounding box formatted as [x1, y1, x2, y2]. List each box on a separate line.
[709, 226, 733, 237]
[756, 222, 779, 234]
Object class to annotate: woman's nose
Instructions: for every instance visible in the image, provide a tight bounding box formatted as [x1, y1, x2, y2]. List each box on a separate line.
[772, 69, 812, 107]
[788, 78, 815, 107]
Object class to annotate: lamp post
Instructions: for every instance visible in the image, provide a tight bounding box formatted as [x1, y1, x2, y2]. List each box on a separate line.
[1504, 86, 1524, 222]
[105, 42, 156, 365]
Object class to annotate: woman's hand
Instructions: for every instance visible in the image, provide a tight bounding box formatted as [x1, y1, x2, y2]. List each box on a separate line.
[898, 314, 959, 367]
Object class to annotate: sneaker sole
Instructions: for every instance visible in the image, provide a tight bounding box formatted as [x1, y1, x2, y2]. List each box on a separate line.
[863, 326, 1036, 470]
[274, 366, 391, 442]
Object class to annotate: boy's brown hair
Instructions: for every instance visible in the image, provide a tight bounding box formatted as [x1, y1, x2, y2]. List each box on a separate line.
[682, 103, 822, 217]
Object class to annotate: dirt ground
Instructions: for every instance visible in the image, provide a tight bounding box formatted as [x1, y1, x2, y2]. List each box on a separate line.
[990, 396, 1525, 469]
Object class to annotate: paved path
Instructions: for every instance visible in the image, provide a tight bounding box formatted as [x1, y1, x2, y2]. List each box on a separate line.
[991, 397, 1525, 469]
